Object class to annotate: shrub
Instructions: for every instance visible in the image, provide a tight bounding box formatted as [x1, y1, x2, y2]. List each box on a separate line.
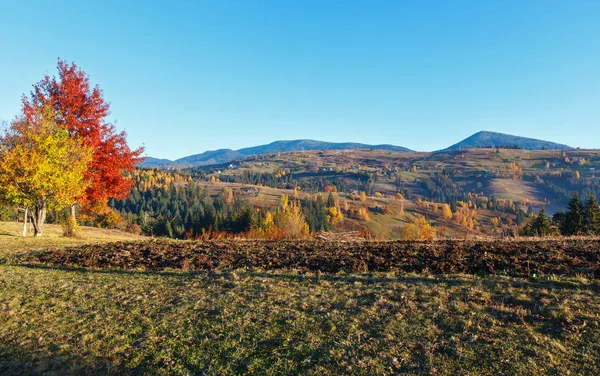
[62, 216, 80, 238]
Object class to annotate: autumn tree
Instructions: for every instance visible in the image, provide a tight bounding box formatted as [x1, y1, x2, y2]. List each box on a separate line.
[400, 215, 436, 240]
[0, 107, 92, 236]
[440, 203, 453, 237]
[441, 204, 453, 221]
[22, 59, 144, 216]
[327, 207, 344, 225]
[359, 191, 367, 202]
[274, 194, 310, 239]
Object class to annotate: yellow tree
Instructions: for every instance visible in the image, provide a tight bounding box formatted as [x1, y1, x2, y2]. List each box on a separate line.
[275, 194, 310, 239]
[440, 203, 452, 237]
[400, 215, 436, 240]
[327, 206, 344, 225]
[0, 107, 92, 236]
[441, 204, 453, 221]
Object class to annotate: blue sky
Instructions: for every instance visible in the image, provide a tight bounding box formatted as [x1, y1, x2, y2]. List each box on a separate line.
[1, 0, 599, 159]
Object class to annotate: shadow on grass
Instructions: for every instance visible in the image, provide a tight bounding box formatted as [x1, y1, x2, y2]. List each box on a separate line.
[8, 263, 196, 278]
[6, 262, 600, 293]
[0, 346, 127, 376]
[2, 262, 481, 286]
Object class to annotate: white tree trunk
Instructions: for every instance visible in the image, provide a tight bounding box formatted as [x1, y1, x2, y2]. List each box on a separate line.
[70, 204, 77, 220]
[22, 207, 28, 237]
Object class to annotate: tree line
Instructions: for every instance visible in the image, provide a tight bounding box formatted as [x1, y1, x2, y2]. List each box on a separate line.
[520, 192, 600, 236]
[109, 180, 344, 239]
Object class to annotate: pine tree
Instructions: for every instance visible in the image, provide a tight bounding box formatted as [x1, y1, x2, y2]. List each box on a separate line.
[584, 194, 600, 235]
[326, 192, 335, 208]
[561, 192, 584, 235]
[519, 208, 557, 237]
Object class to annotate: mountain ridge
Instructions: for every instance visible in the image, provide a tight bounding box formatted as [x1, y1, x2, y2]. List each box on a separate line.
[141, 139, 413, 167]
[140, 132, 574, 167]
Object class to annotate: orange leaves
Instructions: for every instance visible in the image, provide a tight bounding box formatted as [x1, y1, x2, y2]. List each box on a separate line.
[23, 59, 144, 213]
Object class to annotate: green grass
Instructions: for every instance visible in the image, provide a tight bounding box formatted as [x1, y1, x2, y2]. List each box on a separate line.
[1, 264, 598, 375]
[0, 222, 146, 257]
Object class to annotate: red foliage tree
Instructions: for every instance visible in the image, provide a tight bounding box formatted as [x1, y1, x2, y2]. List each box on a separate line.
[23, 59, 144, 212]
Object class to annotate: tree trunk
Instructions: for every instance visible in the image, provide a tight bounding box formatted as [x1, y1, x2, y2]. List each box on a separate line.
[70, 204, 77, 220]
[31, 202, 47, 237]
[22, 207, 28, 237]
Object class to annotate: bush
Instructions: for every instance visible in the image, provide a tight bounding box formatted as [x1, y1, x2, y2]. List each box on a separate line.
[62, 216, 80, 238]
[0, 205, 16, 221]
[125, 223, 142, 235]
[98, 209, 124, 229]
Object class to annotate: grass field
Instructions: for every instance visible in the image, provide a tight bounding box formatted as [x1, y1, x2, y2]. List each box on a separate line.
[1, 227, 599, 375]
[1, 266, 598, 375]
[0, 222, 146, 257]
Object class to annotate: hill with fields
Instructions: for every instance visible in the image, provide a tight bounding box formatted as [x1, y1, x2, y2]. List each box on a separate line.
[194, 147, 598, 209]
[116, 146, 600, 240]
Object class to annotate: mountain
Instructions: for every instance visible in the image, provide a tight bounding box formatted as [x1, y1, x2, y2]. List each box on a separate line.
[141, 157, 175, 167]
[140, 139, 413, 167]
[139, 132, 576, 168]
[236, 140, 411, 156]
[175, 149, 244, 167]
[441, 131, 572, 151]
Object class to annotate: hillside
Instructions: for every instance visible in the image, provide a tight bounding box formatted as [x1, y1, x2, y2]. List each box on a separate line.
[173, 147, 600, 237]
[442, 131, 572, 151]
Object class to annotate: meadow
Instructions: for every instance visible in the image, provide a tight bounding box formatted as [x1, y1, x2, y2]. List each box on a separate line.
[1, 223, 599, 375]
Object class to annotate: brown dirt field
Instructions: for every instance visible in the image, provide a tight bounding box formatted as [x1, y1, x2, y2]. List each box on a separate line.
[10, 238, 600, 278]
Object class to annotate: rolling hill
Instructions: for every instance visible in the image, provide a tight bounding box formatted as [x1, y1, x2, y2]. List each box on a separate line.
[441, 131, 572, 151]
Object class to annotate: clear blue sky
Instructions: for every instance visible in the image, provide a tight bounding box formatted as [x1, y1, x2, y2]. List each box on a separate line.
[1, 1, 599, 160]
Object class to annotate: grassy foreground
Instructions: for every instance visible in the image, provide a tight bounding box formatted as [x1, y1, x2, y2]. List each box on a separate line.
[1, 264, 599, 375]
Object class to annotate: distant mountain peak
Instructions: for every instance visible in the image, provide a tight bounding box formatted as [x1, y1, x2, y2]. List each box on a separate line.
[440, 131, 572, 151]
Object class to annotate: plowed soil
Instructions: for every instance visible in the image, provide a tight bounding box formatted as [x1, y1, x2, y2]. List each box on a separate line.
[14, 238, 600, 278]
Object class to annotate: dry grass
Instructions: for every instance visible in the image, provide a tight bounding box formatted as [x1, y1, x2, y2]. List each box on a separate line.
[0, 221, 146, 257]
[1, 226, 599, 374]
[0, 266, 598, 375]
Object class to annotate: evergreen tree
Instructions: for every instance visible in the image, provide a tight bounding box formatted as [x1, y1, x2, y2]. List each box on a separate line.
[584, 194, 600, 235]
[561, 192, 584, 235]
[303, 195, 330, 232]
[519, 208, 557, 236]
[326, 192, 335, 208]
